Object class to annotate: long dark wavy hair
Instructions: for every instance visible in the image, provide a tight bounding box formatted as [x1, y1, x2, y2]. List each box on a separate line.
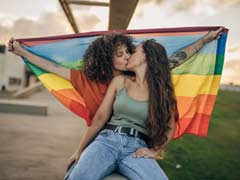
[142, 39, 179, 149]
[83, 34, 135, 83]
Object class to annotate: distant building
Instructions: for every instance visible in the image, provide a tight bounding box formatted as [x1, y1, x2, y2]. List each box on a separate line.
[0, 44, 26, 91]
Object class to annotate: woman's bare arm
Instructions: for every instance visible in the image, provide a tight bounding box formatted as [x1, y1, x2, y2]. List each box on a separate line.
[8, 38, 70, 80]
[66, 76, 123, 169]
[169, 27, 223, 70]
[73, 76, 124, 154]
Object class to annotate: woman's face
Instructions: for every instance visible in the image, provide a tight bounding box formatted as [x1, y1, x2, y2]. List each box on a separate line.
[112, 44, 131, 71]
[126, 44, 146, 70]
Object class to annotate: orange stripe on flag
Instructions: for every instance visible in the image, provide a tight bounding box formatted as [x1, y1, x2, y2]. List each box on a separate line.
[52, 90, 91, 125]
[52, 90, 72, 108]
[70, 100, 91, 126]
[173, 113, 211, 139]
[176, 94, 216, 118]
[55, 88, 86, 106]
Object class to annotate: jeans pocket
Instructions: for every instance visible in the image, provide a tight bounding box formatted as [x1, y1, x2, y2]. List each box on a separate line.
[98, 129, 112, 138]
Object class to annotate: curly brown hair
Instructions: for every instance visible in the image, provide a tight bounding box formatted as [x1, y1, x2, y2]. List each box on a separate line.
[142, 39, 179, 149]
[83, 34, 135, 83]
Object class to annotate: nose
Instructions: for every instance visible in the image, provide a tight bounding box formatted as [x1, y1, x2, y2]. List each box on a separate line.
[125, 53, 130, 60]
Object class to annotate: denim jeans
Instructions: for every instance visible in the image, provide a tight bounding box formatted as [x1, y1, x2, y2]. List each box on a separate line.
[64, 129, 169, 180]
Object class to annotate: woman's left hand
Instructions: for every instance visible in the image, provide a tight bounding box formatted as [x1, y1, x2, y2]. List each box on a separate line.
[203, 27, 224, 43]
[132, 147, 158, 159]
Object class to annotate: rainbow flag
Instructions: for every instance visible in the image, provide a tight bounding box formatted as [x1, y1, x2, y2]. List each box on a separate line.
[18, 26, 228, 139]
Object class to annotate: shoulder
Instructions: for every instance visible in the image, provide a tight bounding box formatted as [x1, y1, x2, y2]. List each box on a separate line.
[109, 75, 129, 92]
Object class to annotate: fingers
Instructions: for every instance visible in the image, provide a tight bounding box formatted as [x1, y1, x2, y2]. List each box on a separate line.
[10, 37, 15, 43]
[66, 159, 76, 172]
[216, 27, 223, 34]
[133, 152, 143, 158]
[8, 38, 14, 44]
[66, 160, 73, 171]
[8, 38, 22, 53]
[215, 27, 224, 39]
[207, 27, 224, 40]
[133, 152, 153, 158]
[13, 40, 18, 47]
[8, 38, 15, 45]
[133, 148, 153, 158]
[133, 149, 142, 158]
[8, 38, 16, 52]
[8, 42, 13, 52]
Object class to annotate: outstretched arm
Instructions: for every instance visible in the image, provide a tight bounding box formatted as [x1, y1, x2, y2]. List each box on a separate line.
[75, 77, 118, 152]
[8, 38, 70, 80]
[169, 27, 223, 70]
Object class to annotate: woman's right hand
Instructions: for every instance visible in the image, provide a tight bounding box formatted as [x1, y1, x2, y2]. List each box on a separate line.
[66, 149, 82, 171]
[8, 38, 25, 56]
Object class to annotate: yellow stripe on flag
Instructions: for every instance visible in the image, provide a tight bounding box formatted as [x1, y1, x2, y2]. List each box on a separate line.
[38, 73, 74, 91]
[172, 74, 221, 97]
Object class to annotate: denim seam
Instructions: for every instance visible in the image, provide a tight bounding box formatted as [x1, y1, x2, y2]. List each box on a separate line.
[100, 163, 117, 179]
[118, 162, 143, 180]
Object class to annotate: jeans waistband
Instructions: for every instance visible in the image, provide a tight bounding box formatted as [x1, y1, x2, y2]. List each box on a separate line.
[103, 124, 149, 142]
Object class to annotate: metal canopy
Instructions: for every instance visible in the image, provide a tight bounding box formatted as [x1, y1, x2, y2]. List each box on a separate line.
[109, 0, 138, 30]
[59, 0, 139, 33]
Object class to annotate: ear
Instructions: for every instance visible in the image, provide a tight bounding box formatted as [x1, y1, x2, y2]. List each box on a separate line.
[142, 53, 147, 63]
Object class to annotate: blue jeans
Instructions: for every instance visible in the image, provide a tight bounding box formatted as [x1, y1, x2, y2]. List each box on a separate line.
[64, 129, 169, 180]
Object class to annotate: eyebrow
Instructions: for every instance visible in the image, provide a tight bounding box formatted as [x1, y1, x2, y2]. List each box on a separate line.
[115, 46, 128, 55]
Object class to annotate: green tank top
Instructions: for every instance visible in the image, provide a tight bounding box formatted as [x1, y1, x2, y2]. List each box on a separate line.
[107, 79, 150, 136]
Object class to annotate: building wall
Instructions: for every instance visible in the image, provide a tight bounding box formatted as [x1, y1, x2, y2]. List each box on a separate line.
[0, 45, 26, 91]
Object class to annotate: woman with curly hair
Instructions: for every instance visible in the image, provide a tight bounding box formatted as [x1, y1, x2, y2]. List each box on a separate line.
[82, 34, 135, 83]
[8, 34, 134, 119]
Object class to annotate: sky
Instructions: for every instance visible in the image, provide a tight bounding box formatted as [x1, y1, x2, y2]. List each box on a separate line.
[0, 0, 239, 84]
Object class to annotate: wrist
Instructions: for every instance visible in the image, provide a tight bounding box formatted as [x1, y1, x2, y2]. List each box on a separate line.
[151, 147, 161, 154]
[151, 147, 165, 159]
[20, 48, 28, 58]
[77, 145, 84, 153]
[77, 148, 82, 153]
[202, 33, 211, 44]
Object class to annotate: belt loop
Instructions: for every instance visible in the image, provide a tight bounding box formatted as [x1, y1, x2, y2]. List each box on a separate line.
[118, 126, 123, 133]
[114, 126, 119, 133]
[130, 128, 134, 136]
[135, 130, 138, 137]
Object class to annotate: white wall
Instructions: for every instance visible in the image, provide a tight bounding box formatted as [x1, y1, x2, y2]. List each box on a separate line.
[0, 51, 25, 91]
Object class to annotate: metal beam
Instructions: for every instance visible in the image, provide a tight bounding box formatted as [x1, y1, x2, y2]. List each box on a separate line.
[67, 0, 109, 7]
[59, 0, 139, 32]
[59, 0, 79, 33]
[109, 0, 138, 30]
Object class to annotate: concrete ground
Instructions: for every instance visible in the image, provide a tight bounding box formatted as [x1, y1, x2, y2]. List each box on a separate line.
[0, 89, 127, 180]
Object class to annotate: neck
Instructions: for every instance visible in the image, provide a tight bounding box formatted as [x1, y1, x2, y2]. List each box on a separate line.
[133, 66, 147, 85]
[113, 69, 122, 77]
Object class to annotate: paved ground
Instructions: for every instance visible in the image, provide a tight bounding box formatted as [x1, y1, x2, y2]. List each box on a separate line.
[0, 89, 127, 180]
